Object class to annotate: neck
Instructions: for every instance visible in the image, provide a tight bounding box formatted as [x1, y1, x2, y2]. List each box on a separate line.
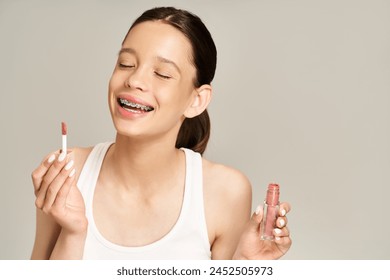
[103, 133, 184, 193]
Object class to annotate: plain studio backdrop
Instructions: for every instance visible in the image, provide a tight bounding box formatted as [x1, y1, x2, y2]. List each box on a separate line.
[1, 0, 389, 259]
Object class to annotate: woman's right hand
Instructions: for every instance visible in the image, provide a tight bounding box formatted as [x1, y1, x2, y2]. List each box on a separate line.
[31, 151, 87, 235]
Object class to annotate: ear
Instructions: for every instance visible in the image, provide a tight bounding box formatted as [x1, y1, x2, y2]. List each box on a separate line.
[184, 84, 212, 118]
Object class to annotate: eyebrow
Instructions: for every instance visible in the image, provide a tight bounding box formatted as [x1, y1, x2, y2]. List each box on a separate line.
[118, 48, 181, 74]
[118, 48, 136, 56]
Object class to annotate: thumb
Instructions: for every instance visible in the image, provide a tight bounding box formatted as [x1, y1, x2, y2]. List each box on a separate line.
[248, 204, 264, 233]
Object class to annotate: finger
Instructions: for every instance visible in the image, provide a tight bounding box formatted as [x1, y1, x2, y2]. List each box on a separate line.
[279, 202, 291, 217]
[35, 152, 74, 208]
[274, 235, 292, 251]
[276, 216, 288, 228]
[52, 170, 76, 210]
[42, 160, 75, 211]
[31, 152, 58, 193]
[247, 205, 264, 234]
[274, 226, 290, 238]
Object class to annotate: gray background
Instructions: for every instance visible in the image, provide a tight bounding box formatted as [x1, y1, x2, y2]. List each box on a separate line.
[1, 0, 389, 259]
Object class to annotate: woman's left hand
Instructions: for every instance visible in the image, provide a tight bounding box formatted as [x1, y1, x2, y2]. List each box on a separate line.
[233, 202, 292, 260]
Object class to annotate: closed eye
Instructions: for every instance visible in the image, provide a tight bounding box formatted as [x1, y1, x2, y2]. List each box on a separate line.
[154, 72, 171, 79]
[118, 63, 135, 68]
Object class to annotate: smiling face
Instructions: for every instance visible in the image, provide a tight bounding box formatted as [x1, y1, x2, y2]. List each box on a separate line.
[108, 20, 198, 142]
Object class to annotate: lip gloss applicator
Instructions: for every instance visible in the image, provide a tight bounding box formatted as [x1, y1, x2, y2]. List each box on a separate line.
[260, 183, 280, 240]
[59, 122, 67, 161]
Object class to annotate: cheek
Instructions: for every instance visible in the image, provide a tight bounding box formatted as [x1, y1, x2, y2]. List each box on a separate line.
[107, 75, 120, 110]
[108, 72, 121, 91]
[161, 83, 192, 105]
[107, 79, 115, 107]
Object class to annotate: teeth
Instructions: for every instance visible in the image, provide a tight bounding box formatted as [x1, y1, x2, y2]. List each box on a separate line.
[119, 98, 153, 112]
[123, 108, 142, 114]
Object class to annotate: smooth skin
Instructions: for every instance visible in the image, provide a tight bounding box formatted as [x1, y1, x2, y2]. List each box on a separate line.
[31, 21, 291, 260]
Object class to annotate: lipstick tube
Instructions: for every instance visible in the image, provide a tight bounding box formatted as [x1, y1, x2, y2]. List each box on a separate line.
[260, 183, 280, 240]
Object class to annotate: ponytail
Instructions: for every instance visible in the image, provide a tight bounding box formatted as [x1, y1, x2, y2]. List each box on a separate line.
[175, 110, 210, 155]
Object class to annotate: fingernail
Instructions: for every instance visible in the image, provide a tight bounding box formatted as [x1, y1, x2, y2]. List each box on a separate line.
[65, 160, 74, 171]
[275, 236, 281, 241]
[69, 169, 76, 178]
[279, 219, 285, 227]
[58, 152, 66, 162]
[274, 228, 282, 234]
[255, 205, 262, 215]
[281, 209, 286, 217]
[47, 154, 56, 163]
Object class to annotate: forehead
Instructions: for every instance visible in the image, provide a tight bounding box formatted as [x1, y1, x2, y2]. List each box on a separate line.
[122, 21, 194, 67]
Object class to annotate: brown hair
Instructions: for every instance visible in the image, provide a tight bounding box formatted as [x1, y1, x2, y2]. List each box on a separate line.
[125, 7, 217, 155]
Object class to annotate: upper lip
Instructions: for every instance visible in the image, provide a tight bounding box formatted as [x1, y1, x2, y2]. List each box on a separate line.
[117, 94, 154, 109]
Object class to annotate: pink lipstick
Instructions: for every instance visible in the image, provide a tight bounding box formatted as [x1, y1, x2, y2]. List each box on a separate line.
[260, 183, 280, 240]
[59, 122, 67, 161]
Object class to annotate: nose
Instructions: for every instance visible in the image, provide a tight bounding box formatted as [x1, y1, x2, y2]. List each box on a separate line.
[125, 67, 147, 91]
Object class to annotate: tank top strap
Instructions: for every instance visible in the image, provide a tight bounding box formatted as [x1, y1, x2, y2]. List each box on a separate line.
[77, 142, 113, 205]
[180, 148, 210, 255]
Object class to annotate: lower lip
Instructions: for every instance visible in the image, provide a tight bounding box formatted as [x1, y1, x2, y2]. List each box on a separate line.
[116, 101, 152, 119]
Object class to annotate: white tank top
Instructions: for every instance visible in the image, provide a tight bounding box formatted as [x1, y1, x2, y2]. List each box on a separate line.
[77, 142, 211, 259]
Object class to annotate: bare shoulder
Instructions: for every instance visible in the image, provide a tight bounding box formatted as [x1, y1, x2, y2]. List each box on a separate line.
[202, 158, 252, 201]
[202, 158, 252, 227]
[202, 158, 252, 256]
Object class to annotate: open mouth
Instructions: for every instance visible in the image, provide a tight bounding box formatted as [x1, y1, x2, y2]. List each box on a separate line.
[117, 98, 154, 113]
